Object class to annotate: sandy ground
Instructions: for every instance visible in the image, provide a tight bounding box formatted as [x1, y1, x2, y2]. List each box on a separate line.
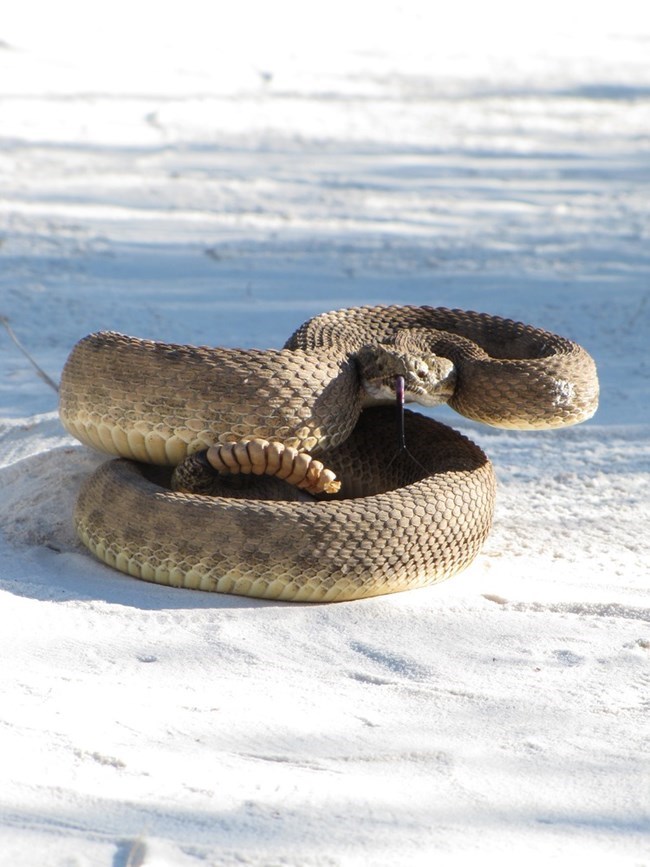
[1, 2, 649, 864]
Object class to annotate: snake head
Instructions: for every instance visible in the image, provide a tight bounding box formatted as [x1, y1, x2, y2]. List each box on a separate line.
[357, 343, 456, 407]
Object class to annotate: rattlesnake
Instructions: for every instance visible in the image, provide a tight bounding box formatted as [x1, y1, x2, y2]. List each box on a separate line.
[59, 305, 599, 602]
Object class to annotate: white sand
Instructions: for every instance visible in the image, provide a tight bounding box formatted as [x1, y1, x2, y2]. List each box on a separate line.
[1, 2, 648, 864]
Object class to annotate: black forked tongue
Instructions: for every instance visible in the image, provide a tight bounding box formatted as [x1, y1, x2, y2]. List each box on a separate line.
[395, 374, 406, 451]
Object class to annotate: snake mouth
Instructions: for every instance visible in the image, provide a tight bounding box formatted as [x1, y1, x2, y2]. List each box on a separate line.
[363, 375, 455, 406]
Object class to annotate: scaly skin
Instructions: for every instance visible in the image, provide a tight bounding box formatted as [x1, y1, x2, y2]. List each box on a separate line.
[60, 305, 598, 600]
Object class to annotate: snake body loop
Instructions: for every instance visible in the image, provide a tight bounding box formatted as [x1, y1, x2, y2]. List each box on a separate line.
[60, 305, 599, 601]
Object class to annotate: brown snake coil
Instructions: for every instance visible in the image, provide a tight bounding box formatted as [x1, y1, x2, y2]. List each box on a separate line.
[59, 305, 599, 602]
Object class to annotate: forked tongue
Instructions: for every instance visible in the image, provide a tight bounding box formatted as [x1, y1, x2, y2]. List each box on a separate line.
[395, 374, 406, 451]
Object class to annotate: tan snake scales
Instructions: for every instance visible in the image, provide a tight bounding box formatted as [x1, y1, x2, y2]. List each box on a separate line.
[59, 305, 599, 601]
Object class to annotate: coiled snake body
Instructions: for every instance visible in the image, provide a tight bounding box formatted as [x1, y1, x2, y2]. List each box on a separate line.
[59, 306, 599, 602]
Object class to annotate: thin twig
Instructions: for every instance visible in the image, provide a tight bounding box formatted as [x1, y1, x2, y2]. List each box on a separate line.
[0, 314, 59, 393]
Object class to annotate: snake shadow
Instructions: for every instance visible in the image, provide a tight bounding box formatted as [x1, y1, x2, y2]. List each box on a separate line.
[2, 407, 491, 612]
[0, 445, 294, 611]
